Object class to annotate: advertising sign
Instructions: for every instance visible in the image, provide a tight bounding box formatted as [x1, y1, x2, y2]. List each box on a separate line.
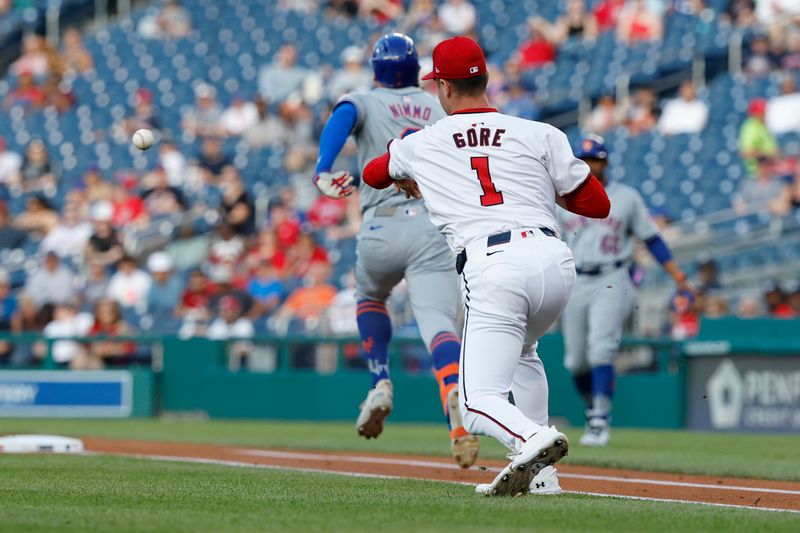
[0, 371, 132, 417]
[687, 356, 800, 433]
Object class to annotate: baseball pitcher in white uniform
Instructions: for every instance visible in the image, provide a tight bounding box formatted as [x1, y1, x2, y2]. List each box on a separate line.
[557, 134, 690, 447]
[361, 36, 611, 497]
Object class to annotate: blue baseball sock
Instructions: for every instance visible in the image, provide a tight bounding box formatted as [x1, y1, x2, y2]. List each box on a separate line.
[572, 371, 593, 409]
[430, 331, 461, 430]
[357, 300, 392, 387]
[591, 364, 615, 419]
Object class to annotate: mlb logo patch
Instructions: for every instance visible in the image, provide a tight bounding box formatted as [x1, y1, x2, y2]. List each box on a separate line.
[469, 66, 479, 74]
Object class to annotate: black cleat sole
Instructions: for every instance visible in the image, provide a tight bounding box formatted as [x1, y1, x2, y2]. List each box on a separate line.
[488, 438, 569, 497]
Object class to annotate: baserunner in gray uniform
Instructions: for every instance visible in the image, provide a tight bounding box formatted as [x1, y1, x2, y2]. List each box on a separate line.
[313, 33, 478, 468]
[556, 135, 690, 447]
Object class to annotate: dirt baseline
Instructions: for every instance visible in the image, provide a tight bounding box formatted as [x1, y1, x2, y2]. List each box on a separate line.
[84, 438, 800, 512]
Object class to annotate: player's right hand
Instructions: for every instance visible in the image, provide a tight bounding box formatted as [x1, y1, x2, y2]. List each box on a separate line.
[314, 170, 355, 198]
[394, 178, 422, 199]
[673, 271, 697, 297]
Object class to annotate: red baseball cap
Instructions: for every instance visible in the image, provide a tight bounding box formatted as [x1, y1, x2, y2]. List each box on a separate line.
[748, 98, 767, 116]
[421, 36, 487, 81]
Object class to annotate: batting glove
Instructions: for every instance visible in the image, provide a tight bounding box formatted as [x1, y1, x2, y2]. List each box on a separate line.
[314, 170, 355, 198]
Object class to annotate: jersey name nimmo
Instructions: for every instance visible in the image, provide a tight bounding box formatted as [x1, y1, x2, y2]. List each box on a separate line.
[388, 102, 434, 121]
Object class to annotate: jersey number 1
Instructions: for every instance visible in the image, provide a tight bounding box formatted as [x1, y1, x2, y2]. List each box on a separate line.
[471, 156, 504, 207]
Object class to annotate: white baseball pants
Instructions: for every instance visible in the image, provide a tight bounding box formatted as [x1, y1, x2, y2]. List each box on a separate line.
[458, 229, 576, 453]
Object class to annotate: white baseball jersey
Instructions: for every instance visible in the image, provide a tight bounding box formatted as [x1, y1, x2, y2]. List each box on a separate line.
[384, 108, 588, 453]
[387, 110, 591, 251]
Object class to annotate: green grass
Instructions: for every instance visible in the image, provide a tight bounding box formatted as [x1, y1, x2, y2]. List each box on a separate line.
[0, 455, 796, 533]
[1, 418, 799, 481]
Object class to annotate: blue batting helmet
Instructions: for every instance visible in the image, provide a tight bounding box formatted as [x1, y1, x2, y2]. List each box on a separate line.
[371, 33, 420, 88]
[576, 134, 608, 160]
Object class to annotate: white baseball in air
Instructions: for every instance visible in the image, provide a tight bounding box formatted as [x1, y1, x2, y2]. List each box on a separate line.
[132, 128, 155, 150]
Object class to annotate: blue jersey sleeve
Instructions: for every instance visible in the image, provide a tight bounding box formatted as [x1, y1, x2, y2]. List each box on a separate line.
[315, 102, 358, 174]
[645, 235, 673, 265]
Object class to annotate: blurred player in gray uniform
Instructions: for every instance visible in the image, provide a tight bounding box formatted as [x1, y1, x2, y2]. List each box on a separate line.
[557, 135, 690, 446]
[313, 33, 478, 467]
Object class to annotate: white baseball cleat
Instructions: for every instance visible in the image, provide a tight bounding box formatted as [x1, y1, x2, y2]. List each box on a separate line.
[528, 465, 563, 494]
[579, 417, 610, 447]
[475, 465, 562, 495]
[480, 426, 569, 497]
[447, 388, 479, 468]
[356, 379, 393, 439]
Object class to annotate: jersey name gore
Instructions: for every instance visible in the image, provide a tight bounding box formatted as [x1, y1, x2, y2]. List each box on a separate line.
[388, 103, 432, 121]
[452, 127, 505, 149]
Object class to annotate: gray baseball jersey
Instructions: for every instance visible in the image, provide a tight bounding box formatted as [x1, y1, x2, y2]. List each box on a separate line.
[557, 182, 658, 268]
[339, 87, 446, 214]
[558, 182, 659, 372]
[338, 86, 459, 351]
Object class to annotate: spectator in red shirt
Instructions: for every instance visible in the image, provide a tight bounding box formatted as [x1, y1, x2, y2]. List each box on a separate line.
[178, 269, 215, 321]
[593, 0, 625, 33]
[669, 291, 700, 340]
[245, 228, 287, 276]
[307, 194, 347, 229]
[270, 201, 301, 248]
[286, 233, 329, 279]
[358, 0, 404, 24]
[4, 70, 46, 109]
[763, 281, 795, 318]
[110, 179, 147, 228]
[617, 0, 664, 44]
[517, 19, 556, 70]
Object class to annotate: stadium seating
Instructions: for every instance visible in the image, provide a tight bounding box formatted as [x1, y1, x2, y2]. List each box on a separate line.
[0, 2, 785, 215]
[2, 0, 799, 326]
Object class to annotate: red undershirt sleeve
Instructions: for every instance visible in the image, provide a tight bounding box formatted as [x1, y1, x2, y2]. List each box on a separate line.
[362, 151, 394, 190]
[562, 174, 611, 218]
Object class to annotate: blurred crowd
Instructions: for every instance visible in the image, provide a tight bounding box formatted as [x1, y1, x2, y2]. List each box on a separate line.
[735, 82, 800, 218]
[666, 254, 800, 340]
[0, 0, 480, 367]
[574, 1, 800, 218]
[2, 0, 800, 369]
